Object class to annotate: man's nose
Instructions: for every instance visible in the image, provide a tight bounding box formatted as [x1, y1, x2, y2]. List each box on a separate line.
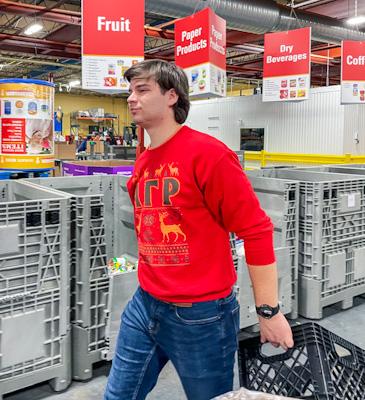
[127, 92, 136, 103]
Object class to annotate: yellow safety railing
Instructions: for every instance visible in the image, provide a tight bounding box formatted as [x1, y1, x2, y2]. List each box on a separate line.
[244, 151, 365, 168]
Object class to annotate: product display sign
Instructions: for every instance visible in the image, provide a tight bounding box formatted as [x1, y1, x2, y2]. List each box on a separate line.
[82, 0, 144, 91]
[263, 27, 311, 102]
[0, 79, 55, 170]
[341, 40, 365, 104]
[175, 7, 226, 98]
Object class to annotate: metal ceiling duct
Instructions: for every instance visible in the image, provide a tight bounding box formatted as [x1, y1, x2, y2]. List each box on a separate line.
[145, 0, 365, 44]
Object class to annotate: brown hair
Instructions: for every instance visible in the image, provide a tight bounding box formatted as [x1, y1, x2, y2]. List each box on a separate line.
[124, 59, 190, 124]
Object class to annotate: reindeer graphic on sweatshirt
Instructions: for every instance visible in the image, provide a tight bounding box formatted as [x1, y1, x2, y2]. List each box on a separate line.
[158, 212, 186, 243]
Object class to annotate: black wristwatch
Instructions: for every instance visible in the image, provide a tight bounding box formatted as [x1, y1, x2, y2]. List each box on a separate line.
[256, 304, 280, 319]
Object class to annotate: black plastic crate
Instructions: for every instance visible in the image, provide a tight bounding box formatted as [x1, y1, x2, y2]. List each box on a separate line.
[238, 322, 365, 400]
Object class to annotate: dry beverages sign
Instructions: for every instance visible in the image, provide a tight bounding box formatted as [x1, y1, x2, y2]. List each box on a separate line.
[341, 41, 365, 104]
[263, 27, 311, 102]
[82, 0, 144, 91]
[175, 8, 226, 98]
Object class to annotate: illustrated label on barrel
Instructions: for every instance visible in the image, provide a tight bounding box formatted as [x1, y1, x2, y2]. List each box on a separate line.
[0, 79, 55, 170]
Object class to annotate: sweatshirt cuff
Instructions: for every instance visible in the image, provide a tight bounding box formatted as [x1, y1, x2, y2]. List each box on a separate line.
[244, 235, 276, 266]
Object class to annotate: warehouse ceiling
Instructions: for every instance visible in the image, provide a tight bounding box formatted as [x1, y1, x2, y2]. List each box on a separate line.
[0, 0, 364, 95]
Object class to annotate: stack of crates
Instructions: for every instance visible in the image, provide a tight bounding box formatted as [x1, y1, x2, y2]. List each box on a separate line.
[237, 174, 299, 329]
[254, 168, 365, 319]
[28, 175, 138, 381]
[0, 181, 71, 399]
[103, 175, 138, 363]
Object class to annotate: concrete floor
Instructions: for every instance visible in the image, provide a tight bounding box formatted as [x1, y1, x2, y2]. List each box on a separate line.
[4, 297, 365, 400]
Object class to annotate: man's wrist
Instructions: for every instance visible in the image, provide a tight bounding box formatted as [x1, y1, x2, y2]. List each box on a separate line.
[256, 303, 280, 319]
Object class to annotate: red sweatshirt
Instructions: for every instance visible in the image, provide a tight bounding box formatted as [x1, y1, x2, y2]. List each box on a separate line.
[127, 125, 275, 302]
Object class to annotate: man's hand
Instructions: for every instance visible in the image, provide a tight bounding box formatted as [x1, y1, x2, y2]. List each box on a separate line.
[258, 312, 294, 350]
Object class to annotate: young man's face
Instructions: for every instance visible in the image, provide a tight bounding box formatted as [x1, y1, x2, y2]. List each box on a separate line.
[127, 77, 178, 128]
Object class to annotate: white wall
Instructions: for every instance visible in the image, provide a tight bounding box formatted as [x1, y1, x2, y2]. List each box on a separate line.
[187, 86, 363, 155]
[343, 104, 365, 154]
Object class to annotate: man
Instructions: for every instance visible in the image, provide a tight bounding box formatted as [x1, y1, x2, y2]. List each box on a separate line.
[104, 60, 293, 400]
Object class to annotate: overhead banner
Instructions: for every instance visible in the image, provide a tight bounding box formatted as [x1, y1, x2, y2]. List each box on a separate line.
[175, 7, 226, 98]
[82, 0, 144, 92]
[341, 40, 365, 104]
[263, 27, 311, 102]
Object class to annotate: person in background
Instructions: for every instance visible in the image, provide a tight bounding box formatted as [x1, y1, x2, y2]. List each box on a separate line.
[107, 128, 117, 145]
[76, 135, 90, 160]
[76, 135, 88, 153]
[104, 60, 294, 400]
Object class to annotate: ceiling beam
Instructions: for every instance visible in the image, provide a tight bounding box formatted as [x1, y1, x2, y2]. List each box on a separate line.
[0, 0, 81, 25]
[226, 31, 263, 45]
[45, 24, 80, 42]
[0, 44, 79, 58]
[144, 26, 174, 40]
[0, 33, 80, 52]
[0, 55, 81, 69]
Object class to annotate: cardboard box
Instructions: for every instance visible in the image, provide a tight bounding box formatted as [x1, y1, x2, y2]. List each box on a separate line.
[86, 141, 105, 154]
[62, 160, 134, 176]
[51, 160, 62, 177]
[55, 143, 77, 160]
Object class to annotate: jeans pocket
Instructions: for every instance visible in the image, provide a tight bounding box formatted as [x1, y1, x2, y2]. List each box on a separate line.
[231, 304, 240, 334]
[174, 303, 221, 325]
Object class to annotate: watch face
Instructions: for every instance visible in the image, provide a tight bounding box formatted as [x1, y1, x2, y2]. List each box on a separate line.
[261, 306, 273, 317]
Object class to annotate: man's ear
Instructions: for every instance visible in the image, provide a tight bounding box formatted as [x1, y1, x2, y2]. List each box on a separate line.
[167, 88, 179, 107]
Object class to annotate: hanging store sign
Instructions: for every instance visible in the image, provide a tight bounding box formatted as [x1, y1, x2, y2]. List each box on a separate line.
[263, 27, 311, 102]
[82, 0, 144, 92]
[175, 7, 226, 98]
[341, 40, 365, 104]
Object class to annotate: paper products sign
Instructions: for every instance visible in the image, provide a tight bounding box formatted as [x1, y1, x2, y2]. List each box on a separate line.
[175, 8, 226, 98]
[82, 0, 144, 91]
[341, 41, 365, 104]
[263, 27, 311, 102]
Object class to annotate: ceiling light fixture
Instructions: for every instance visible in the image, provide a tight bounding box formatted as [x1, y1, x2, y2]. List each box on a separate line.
[346, 0, 365, 25]
[346, 15, 365, 25]
[69, 80, 81, 87]
[24, 23, 43, 35]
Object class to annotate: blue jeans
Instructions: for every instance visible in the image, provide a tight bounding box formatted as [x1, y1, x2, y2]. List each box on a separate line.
[104, 287, 240, 400]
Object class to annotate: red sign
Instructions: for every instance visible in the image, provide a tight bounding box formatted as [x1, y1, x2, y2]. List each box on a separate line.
[175, 7, 226, 69]
[263, 27, 311, 78]
[342, 41, 365, 81]
[82, 0, 144, 56]
[1, 118, 26, 154]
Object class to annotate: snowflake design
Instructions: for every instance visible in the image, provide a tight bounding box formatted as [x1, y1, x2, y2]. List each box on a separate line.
[144, 214, 155, 226]
[143, 229, 154, 243]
